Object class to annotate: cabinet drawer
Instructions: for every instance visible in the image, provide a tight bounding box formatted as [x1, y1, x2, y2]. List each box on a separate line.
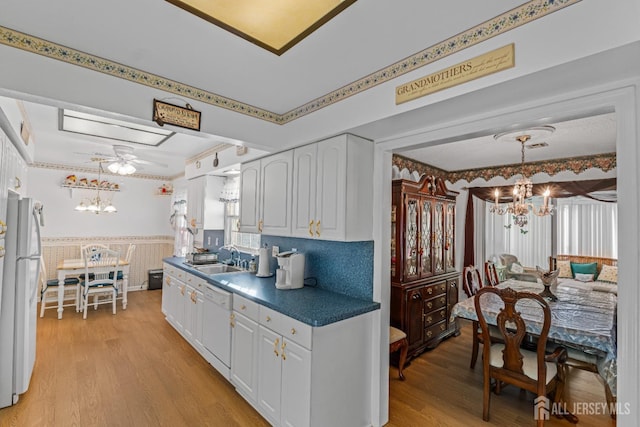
[424, 321, 447, 341]
[424, 307, 447, 327]
[163, 264, 177, 279]
[184, 272, 207, 291]
[233, 294, 259, 321]
[423, 282, 446, 298]
[259, 305, 312, 350]
[423, 294, 447, 312]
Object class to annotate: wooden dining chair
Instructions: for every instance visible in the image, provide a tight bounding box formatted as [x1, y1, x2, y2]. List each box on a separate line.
[79, 247, 120, 319]
[484, 261, 500, 286]
[474, 286, 569, 426]
[39, 256, 79, 317]
[463, 265, 486, 369]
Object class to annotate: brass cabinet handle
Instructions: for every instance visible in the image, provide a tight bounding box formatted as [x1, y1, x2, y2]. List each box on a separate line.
[230, 313, 235, 328]
[315, 220, 321, 237]
[236, 220, 241, 231]
[426, 316, 432, 323]
[190, 291, 197, 303]
[411, 293, 421, 301]
[258, 219, 263, 232]
[290, 328, 296, 335]
[0, 246, 4, 258]
[309, 220, 314, 237]
[427, 287, 433, 295]
[274, 338, 280, 357]
[439, 296, 446, 305]
[0, 220, 6, 235]
[265, 316, 271, 322]
[14, 177, 21, 190]
[426, 330, 433, 338]
[241, 305, 246, 310]
[440, 324, 446, 331]
[180, 285, 185, 296]
[166, 277, 171, 286]
[427, 301, 433, 309]
[281, 341, 287, 360]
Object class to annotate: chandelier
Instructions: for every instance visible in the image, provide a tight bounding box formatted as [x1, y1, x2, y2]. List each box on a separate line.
[75, 163, 117, 214]
[490, 128, 554, 228]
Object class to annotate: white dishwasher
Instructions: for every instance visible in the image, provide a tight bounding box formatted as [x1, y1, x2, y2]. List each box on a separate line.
[202, 284, 232, 379]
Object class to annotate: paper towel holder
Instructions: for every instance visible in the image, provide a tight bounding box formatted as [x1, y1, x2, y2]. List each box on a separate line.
[256, 245, 273, 278]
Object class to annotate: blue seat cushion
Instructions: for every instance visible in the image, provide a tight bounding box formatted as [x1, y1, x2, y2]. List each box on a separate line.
[108, 271, 124, 280]
[78, 273, 95, 280]
[46, 277, 80, 286]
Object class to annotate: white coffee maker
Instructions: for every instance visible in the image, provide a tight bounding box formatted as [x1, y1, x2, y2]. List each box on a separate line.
[275, 251, 305, 290]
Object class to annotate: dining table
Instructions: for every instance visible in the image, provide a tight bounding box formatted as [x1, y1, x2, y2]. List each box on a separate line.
[450, 278, 618, 398]
[55, 257, 130, 319]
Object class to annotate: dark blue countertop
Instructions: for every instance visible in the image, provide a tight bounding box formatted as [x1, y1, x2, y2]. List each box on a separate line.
[163, 257, 380, 327]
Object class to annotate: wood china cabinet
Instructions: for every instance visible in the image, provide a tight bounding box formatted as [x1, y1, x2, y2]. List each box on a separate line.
[391, 176, 459, 359]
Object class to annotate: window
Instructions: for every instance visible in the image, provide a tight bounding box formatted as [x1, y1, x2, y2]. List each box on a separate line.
[556, 196, 617, 258]
[221, 176, 261, 253]
[224, 201, 261, 253]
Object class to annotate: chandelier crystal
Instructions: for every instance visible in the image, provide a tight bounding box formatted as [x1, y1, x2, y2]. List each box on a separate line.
[489, 132, 553, 227]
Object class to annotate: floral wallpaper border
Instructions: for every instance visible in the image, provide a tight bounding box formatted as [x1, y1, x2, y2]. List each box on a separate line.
[0, 0, 580, 125]
[393, 152, 617, 184]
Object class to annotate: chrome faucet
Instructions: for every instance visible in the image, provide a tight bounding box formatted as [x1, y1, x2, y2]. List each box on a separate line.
[220, 245, 239, 266]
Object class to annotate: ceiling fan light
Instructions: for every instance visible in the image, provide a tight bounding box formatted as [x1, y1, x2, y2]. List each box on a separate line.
[87, 203, 99, 212]
[107, 162, 121, 174]
[121, 163, 136, 175]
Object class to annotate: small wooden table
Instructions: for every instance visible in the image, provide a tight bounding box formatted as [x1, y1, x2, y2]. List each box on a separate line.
[56, 258, 130, 319]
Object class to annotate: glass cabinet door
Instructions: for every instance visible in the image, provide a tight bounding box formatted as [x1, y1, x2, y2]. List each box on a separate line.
[433, 201, 445, 274]
[420, 199, 432, 277]
[404, 197, 419, 280]
[445, 203, 455, 271]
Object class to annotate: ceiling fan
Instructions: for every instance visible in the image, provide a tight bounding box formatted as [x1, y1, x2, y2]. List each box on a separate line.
[80, 145, 168, 175]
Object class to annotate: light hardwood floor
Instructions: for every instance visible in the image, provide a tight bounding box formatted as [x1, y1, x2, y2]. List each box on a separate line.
[1, 291, 615, 426]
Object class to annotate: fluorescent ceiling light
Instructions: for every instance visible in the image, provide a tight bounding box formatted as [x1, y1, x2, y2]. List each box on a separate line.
[60, 109, 174, 147]
[165, 0, 358, 55]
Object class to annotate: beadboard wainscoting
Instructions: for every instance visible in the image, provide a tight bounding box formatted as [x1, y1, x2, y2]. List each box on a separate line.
[41, 236, 174, 291]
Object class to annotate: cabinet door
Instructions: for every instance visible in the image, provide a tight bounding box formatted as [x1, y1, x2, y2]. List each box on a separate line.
[260, 151, 293, 235]
[280, 338, 311, 427]
[161, 273, 172, 318]
[187, 176, 205, 228]
[445, 203, 456, 272]
[231, 311, 259, 403]
[291, 144, 317, 238]
[433, 201, 445, 274]
[405, 288, 424, 347]
[257, 326, 282, 425]
[403, 196, 420, 282]
[420, 198, 433, 277]
[315, 138, 347, 240]
[174, 281, 186, 332]
[239, 159, 261, 233]
[186, 287, 204, 351]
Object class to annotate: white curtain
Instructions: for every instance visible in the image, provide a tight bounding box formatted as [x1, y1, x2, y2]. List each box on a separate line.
[484, 196, 552, 268]
[556, 197, 618, 258]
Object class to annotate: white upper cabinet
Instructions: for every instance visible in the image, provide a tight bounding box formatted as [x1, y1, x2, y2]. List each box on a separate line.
[241, 134, 372, 241]
[239, 151, 293, 235]
[187, 176, 205, 229]
[260, 151, 293, 235]
[292, 134, 373, 241]
[239, 159, 261, 233]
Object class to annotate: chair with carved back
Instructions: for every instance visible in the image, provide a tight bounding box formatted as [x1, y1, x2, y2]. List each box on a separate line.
[79, 247, 120, 319]
[463, 265, 486, 369]
[485, 261, 500, 287]
[474, 286, 570, 426]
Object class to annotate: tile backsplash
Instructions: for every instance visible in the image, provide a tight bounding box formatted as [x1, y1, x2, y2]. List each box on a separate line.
[259, 235, 373, 301]
[202, 231, 374, 301]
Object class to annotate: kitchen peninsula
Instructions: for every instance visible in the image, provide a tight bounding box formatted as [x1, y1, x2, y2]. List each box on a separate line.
[162, 256, 380, 427]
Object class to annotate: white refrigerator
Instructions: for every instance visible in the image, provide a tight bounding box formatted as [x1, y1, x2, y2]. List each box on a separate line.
[0, 194, 43, 408]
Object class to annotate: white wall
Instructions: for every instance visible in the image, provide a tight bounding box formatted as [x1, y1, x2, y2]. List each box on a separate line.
[28, 167, 173, 238]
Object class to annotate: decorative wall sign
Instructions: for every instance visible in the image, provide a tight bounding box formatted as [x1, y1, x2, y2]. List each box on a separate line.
[395, 44, 515, 105]
[153, 99, 201, 131]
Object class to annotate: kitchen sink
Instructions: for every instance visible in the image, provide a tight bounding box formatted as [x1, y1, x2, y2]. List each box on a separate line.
[193, 264, 243, 275]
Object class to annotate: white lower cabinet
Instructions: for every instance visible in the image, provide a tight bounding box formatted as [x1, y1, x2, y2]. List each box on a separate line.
[230, 308, 259, 403]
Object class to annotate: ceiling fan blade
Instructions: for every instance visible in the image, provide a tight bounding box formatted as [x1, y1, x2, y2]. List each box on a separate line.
[131, 158, 168, 168]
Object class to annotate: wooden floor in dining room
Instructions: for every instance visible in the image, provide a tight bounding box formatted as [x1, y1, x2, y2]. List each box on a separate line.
[0, 291, 615, 427]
